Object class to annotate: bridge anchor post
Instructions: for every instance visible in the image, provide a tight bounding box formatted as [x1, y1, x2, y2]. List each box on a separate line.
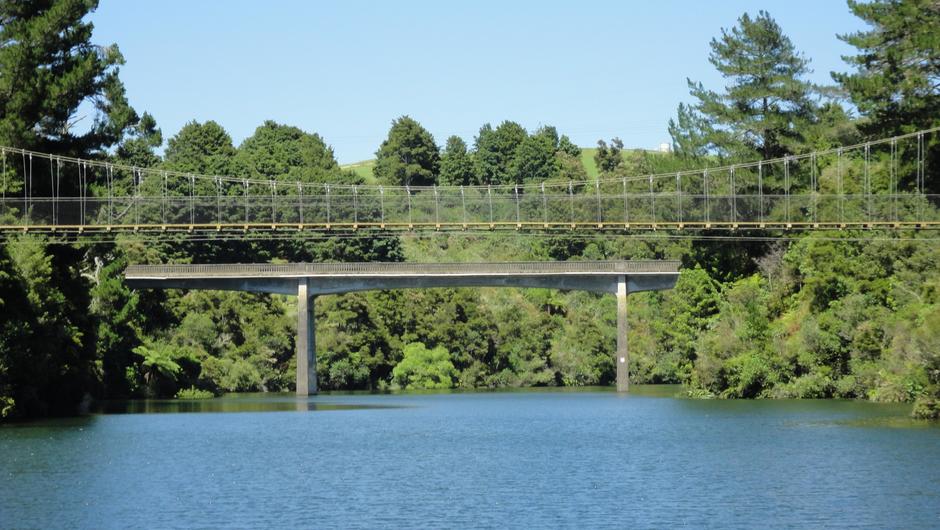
[616, 275, 629, 392]
[296, 278, 317, 396]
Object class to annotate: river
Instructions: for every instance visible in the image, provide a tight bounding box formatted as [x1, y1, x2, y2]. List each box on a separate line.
[1, 387, 938, 529]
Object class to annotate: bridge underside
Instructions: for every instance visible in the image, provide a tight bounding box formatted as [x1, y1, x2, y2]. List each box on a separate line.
[124, 262, 680, 395]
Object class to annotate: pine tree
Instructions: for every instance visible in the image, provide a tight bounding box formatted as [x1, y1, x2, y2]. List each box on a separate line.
[834, 0, 940, 135]
[669, 11, 818, 160]
[0, 0, 138, 155]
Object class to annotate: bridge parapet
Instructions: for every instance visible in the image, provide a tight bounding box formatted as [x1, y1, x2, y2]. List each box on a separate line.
[125, 260, 680, 278]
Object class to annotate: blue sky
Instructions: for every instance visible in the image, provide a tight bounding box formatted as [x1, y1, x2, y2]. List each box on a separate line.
[92, 1, 867, 164]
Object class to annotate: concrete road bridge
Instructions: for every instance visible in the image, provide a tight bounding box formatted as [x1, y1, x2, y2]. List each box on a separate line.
[124, 260, 681, 394]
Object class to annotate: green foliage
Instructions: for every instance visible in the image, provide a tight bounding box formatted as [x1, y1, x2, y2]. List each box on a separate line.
[115, 113, 163, 167]
[317, 293, 391, 390]
[133, 341, 197, 397]
[392, 342, 457, 390]
[594, 138, 624, 173]
[473, 121, 527, 184]
[164, 120, 237, 177]
[0, 0, 138, 153]
[0, 236, 97, 418]
[374, 116, 440, 186]
[235, 120, 356, 184]
[0, 1, 141, 419]
[557, 135, 581, 158]
[175, 386, 214, 399]
[669, 10, 819, 160]
[509, 133, 559, 184]
[834, 0, 940, 135]
[439, 136, 477, 186]
[171, 290, 293, 393]
[668, 103, 712, 159]
[90, 254, 141, 398]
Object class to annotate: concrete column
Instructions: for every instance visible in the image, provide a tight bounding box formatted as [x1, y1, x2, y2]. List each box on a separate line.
[296, 278, 317, 396]
[616, 274, 629, 392]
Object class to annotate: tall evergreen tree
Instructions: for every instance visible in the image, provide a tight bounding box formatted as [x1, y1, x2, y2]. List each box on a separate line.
[0, 0, 138, 156]
[668, 103, 713, 159]
[373, 116, 440, 187]
[473, 121, 527, 185]
[439, 136, 477, 186]
[669, 11, 818, 160]
[834, 0, 940, 135]
[0, 0, 140, 419]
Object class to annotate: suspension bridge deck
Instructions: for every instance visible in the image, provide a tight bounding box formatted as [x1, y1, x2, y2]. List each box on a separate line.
[2, 127, 936, 236]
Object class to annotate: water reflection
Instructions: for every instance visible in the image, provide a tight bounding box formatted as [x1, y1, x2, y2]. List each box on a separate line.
[94, 385, 683, 415]
[95, 393, 403, 414]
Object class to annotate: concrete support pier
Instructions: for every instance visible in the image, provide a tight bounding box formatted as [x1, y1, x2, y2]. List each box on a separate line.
[616, 275, 629, 392]
[296, 279, 317, 396]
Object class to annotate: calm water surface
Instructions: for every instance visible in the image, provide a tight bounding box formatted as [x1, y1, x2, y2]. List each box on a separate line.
[1, 386, 938, 529]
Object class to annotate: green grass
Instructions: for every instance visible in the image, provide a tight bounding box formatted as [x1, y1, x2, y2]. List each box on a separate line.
[580, 148, 599, 179]
[341, 159, 377, 183]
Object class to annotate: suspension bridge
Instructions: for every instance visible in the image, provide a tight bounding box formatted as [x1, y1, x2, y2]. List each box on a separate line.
[0, 128, 936, 237]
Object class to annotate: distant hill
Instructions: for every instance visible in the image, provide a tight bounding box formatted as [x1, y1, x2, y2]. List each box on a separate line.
[340, 159, 378, 184]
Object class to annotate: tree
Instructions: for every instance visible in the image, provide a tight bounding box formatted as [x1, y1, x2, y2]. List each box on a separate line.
[115, 112, 162, 168]
[669, 11, 818, 160]
[235, 120, 357, 184]
[0, 0, 138, 156]
[132, 342, 198, 397]
[0, 236, 97, 417]
[535, 125, 559, 149]
[473, 121, 527, 184]
[594, 138, 624, 173]
[160, 120, 237, 205]
[558, 135, 582, 158]
[91, 255, 142, 398]
[510, 133, 559, 184]
[439, 136, 477, 186]
[668, 103, 713, 159]
[391, 342, 456, 389]
[834, 0, 940, 136]
[0, 1, 140, 419]
[163, 120, 237, 176]
[373, 116, 440, 186]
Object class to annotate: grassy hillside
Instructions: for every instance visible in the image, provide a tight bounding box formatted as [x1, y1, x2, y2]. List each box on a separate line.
[341, 159, 378, 184]
[580, 148, 599, 179]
